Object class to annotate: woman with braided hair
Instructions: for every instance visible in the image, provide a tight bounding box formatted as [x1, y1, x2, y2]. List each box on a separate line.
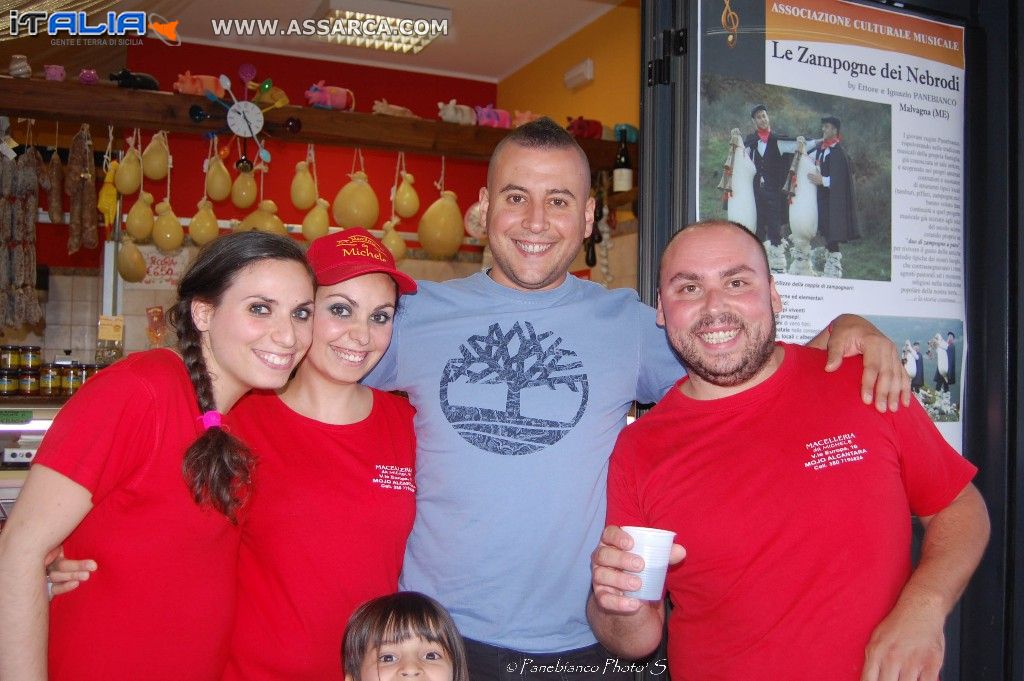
[0, 232, 315, 681]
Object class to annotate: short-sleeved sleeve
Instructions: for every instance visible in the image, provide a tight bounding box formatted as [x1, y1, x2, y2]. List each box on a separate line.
[606, 429, 647, 528]
[890, 398, 977, 517]
[33, 366, 160, 504]
[635, 301, 685, 404]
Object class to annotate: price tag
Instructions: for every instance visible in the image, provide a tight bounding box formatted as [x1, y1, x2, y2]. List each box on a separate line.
[0, 410, 32, 425]
[98, 315, 125, 342]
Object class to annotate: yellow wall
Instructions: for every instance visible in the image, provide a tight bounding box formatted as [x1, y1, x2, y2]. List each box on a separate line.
[497, 0, 640, 128]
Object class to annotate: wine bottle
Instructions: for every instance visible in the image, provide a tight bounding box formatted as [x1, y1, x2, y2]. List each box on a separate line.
[612, 129, 633, 193]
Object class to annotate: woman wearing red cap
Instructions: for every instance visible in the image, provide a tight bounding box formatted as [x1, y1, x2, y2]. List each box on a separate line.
[220, 228, 419, 681]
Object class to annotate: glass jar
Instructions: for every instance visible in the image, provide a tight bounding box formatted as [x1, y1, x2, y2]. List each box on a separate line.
[39, 364, 60, 396]
[0, 369, 18, 396]
[19, 346, 41, 369]
[0, 345, 19, 370]
[61, 363, 83, 396]
[83, 364, 102, 382]
[18, 369, 39, 396]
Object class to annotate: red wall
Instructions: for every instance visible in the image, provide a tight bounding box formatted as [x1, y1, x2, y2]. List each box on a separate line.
[127, 40, 494, 244]
[37, 39, 496, 269]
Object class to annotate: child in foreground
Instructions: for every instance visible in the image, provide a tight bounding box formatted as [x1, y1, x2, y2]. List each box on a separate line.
[343, 591, 469, 681]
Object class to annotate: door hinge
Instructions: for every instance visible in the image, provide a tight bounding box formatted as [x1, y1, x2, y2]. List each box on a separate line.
[646, 28, 687, 86]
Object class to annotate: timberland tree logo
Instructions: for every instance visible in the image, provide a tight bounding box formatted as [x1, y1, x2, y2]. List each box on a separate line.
[440, 321, 588, 456]
[803, 432, 867, 471]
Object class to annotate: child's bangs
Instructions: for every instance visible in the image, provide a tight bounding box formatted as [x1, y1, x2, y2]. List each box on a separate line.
[375, 608, 451, 649]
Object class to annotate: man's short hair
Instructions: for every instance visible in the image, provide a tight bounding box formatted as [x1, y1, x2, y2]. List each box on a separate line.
[660, 220, 770, 285]
[913, 341, 921, 347]
[750, 104, 768, 118]
[821, 115, 842, 131]
[488, 117, 590, 185]
[947, 331, 956, 338]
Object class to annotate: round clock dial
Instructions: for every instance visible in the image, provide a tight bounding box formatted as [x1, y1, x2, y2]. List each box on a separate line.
[226, 101, 264, 138]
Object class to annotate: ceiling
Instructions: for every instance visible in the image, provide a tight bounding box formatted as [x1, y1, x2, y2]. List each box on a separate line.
[1, 0, 624, 83]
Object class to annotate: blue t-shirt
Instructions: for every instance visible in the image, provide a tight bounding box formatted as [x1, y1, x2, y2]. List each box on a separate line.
[365, 272, 684, 652]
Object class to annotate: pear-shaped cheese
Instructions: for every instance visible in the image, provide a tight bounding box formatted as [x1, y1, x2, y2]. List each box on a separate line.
[125, 191, 155, 242]
[332, 171, 379, 229]
[142, 132, 169, 181]
[231, 170, 258, 209]
[418, 190, 464, 259]
[290, 161, 317, 210]
[394, 171, 420, 218]
[301, 198, 331, 241]
[116, 236, 147, 282]
[205, 156, 231, 202]
[189, 199, 220, 246]
[152, 201, 184, 252]
[114, 147, 142, 195]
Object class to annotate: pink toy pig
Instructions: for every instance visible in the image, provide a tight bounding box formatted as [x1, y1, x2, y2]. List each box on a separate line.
[173, 71, 226, 98]
[304, 81, 355, 111]
[44, 64, 66, 81]
[475, 104, 511, 129]
[566, 116, 603, 139]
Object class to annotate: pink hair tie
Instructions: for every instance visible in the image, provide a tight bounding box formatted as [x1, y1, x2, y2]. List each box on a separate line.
[199, 410, 223, 430]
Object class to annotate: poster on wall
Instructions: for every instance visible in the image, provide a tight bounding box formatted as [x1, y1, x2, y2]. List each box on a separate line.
[695, 0, 966, 449]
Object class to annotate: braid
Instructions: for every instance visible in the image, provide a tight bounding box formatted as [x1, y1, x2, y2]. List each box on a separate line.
[176, 310, 216, 411]
[169, 299, 253, 523]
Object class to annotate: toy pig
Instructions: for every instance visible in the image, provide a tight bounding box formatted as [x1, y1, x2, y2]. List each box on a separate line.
[475, 104, 511, 129]
[173, 71, 226, 98]
[566, 116, 603, 140]
[44, 64, 66, 81]
[513, 110, 541, 127]
[8, 55, 30, 78]
[437, 99, 476, 125]
[613, 123, 639, 144]
[372, 99, 417, 118]
[78, 68, 99, 85]
[304, 81, 355, 111]
[109, 68, 160, 90]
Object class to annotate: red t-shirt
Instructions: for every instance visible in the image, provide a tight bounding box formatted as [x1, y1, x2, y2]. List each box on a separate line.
[221, 389, 416, 681]
[607, 344, 976, 681]
[34, 349, 239, 681]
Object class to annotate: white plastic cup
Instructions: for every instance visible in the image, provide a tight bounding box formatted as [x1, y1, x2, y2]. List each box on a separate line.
[621, 526, 676, 601]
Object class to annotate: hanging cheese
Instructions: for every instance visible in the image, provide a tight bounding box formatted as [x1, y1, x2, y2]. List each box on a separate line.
[152, 200, 184, 252]
[418, 190, 463, 259]
[332, 171, 379, 229]
[189, 198, 220, 246]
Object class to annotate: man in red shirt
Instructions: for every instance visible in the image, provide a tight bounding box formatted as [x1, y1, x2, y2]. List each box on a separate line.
[587, 220, 989, 681]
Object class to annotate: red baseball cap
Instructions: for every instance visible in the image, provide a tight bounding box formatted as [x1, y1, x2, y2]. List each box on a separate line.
[306, 228, 417, 294]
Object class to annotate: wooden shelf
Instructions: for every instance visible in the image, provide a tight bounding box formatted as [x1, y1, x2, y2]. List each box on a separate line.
[0, 76, 634, 168]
